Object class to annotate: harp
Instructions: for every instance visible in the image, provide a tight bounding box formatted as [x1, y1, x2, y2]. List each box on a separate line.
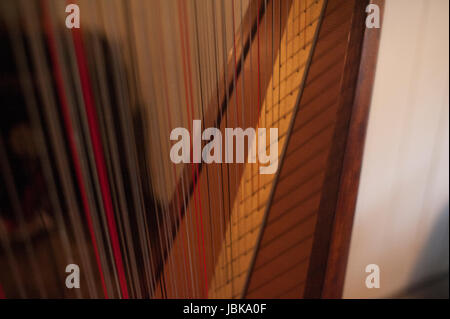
[0, 0, 383, 299]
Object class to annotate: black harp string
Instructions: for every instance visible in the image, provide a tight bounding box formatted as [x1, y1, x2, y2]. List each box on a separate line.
[174, 0, 192, 298]
[69, 0, 117, 298]
[175, 10, 197, 292]
[212, 0, 229, 296]
[156, 0, 180, 298]
[210, 0, 227, 297]
[240, 0, 248, 299]
[246, 0, 252, 242]
[180, 0, 205, 298]
[181, 0, 200, 298]
[207, 0, 225, 297]
[203, 0, 220, 297]
[257, 0, 262, 296]
[140, 0, 176, 298]
[137, 0, 160, 297]
[278, 0, 282, 138]
[192, 0, 205, 298]
[217, 0, 228, 295]
[231, 0, 240, 299]
[271, 0, 275, 127]
[183, 1, 195, 299]
[93, 1, 128, 298]
[264, 0, 268, 133]
[0, 1, 72, 299]
[63, 0, 122, 299]
[29, 1, 77, 298]
[184, 1, 202, 298]
[185, 0, 204, 298]
[66, 1, 119, 298]
[53, 0, 109, 298]
[69, 1, 115, 299]
[51, 0, 106, 298]
[113, 0, 143, 298]
[203, 0, 216, 298]
[193, 0, 216, 299]
[219, 0, 234, 295]
[23, 0, 101, 298]
[236, 0, 247, 298]
[152, 1, 177, 298]
[96, 0, 128, 298]
[148, 1, 168, 298]
[123, 0, 160, 297]
[182, 0, 197, 298]
[61, 2, 111, 298]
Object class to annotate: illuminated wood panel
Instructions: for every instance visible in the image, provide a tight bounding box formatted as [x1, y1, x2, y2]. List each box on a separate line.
[244, 0, 362, 299]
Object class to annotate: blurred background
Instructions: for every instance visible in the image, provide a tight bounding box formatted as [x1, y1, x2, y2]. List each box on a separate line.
[344, 0, 449, 299]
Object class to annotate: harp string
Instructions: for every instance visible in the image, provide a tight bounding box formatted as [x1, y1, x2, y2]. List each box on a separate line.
[0, 0, 323, 298]
[209, 0, 323, 298]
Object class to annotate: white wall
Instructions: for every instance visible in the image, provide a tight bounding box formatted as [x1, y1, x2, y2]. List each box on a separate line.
[343, 0, 449, 298]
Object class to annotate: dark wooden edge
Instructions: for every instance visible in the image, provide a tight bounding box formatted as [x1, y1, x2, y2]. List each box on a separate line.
[321, 0, 385, 299]
[303, 0, 385, 299]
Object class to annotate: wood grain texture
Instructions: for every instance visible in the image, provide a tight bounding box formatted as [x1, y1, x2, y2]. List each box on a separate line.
[320, 0, 385, 299]
[305, 0, 384, 299]
[241, 0, 383, 299]
[243, 0, 360, 299]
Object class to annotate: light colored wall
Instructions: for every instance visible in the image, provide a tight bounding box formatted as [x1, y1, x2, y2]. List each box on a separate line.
[343, 0, 449, 298]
